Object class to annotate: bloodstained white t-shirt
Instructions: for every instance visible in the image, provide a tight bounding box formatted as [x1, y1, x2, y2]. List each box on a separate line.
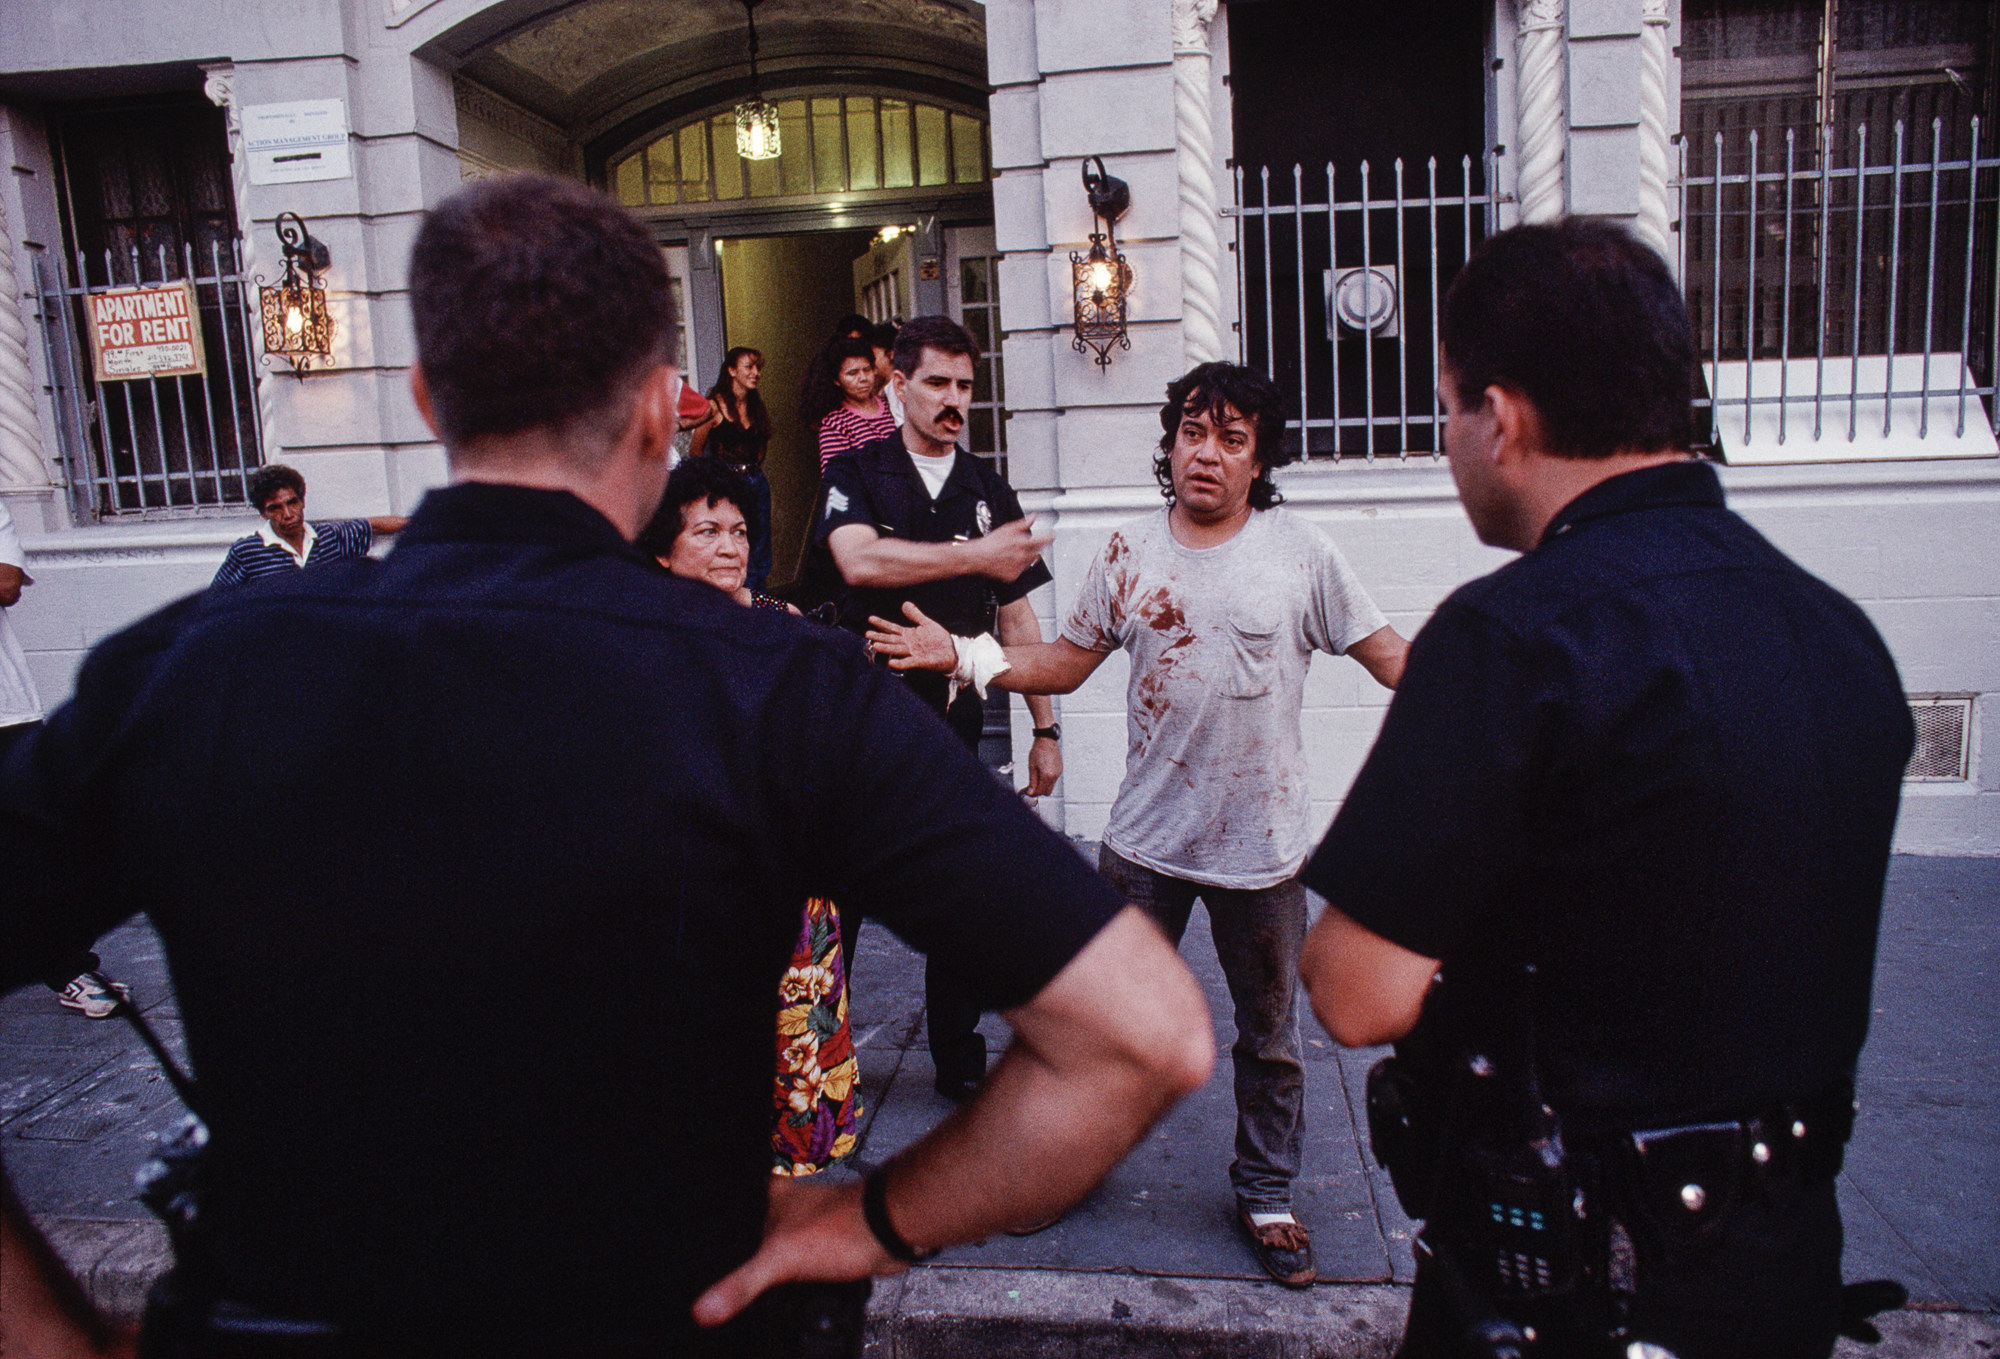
[1062, 506, 1386, 888]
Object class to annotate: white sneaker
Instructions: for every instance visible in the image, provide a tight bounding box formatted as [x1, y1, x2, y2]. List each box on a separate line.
[58, 974, 131, 1019]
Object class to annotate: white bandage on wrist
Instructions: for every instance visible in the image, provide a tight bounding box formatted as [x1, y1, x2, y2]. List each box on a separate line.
[947, 631, 1012, 704]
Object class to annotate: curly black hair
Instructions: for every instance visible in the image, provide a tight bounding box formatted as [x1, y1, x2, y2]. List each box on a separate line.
[637, 457, 757, 559]
[247, 464, 306, 512]
[1151, 362, 1291, 510]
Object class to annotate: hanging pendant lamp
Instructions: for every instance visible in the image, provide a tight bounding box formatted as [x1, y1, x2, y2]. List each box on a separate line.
[734, 0, 781, 161]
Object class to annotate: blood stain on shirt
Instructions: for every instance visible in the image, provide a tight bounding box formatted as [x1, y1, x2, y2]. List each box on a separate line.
[1133, 583, 1195, 752]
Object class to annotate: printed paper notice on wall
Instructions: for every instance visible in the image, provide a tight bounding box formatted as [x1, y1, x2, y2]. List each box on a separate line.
[85, 280, 207, 382]
[244, 99, 352, 185]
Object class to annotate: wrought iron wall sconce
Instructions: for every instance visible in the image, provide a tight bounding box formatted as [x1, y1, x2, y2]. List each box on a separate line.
[259, 212, 333, 377]
[1071, 157, 1133, 369]
[733, 0, 780, 161]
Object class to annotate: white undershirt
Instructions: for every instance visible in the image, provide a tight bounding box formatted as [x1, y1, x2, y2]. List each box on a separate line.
[910, 448, 955, 500]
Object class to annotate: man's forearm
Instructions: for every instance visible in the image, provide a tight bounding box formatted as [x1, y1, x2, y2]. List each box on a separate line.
[986, 641, 1103, 696]
[834, 536, 982, 590]
[693, 907, 1212, 1327]
[993, 600, 1055, 727]
[875, 908, 1211, 1248]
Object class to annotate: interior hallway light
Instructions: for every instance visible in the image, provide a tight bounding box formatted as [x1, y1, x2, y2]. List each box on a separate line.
[1071, 156, 1133, 369]
[733, 0, 780, 162]
[258, 211, 333, 377]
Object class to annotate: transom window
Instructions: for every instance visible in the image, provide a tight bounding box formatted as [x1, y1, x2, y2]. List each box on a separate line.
[612, 95, 989, 210]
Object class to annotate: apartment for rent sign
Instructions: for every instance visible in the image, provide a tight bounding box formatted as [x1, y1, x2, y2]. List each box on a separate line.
[86, 281, 206, 381]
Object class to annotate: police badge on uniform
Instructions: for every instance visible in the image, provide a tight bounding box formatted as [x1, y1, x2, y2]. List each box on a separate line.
[975, 499, 992, 535]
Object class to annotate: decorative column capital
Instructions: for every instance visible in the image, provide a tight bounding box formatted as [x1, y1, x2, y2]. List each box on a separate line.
[1641, 0, 1670, 23]
[1171, 0, 1221, 55]
[1519, 0, 1564, 34]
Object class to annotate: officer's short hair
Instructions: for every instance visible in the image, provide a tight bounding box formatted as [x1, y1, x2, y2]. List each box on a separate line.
[891, 315, 980, 377]
[247, 464, 305, 513]
[638, 457, 757, 559]
[1442, 218, 1694, 458]
[408, 174, 676, 465]
[1152, 362, 1290, 511]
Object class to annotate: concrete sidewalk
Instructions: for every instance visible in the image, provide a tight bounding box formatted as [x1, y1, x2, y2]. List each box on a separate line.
[3, 855, 1995, 1355]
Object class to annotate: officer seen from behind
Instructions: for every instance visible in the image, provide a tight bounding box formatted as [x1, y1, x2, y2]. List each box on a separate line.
[1299, 219, 1913, 1359]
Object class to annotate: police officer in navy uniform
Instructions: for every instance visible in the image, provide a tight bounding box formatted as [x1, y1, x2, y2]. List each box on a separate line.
[0, 176, 1218, 1359]
[1298, 219, 1913, 1359]
[814, 315, 1062, 1102]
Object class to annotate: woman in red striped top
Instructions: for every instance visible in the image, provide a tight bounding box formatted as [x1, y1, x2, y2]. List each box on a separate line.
[813, 337, 898, 470]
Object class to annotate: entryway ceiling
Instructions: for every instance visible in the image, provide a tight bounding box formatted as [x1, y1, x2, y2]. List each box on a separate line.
[457, 0, 987, 139]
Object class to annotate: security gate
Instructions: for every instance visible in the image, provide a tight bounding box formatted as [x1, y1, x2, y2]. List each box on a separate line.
[35, 242, 265, 519]
[1677, 117, 2000, 458]
[1229, 154, 1505, 462]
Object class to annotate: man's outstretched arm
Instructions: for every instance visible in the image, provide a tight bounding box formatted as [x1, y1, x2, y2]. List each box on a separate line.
[693, 905, 1213, 1323]
[866, 603, 1110, 695]
[1346, 625, 1409, 691]
[1298, 902, 1438, 1048]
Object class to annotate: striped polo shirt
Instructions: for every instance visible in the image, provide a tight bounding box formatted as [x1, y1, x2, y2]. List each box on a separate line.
[211, 519, 374, 588]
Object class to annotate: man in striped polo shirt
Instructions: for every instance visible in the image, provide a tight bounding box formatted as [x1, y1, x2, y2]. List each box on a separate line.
[210, 464, 407, 587]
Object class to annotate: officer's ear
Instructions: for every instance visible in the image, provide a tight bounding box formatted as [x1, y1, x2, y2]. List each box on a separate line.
[1484, 385, 1545, 467]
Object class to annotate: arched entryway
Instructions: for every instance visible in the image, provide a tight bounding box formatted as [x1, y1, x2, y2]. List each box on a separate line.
[421, 0, 1003, 586]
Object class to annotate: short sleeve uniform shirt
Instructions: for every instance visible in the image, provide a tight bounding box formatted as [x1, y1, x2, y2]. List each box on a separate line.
[1064, 506, 1387, 889]
[815, 435, 1050, 636]
[1306, 462, 1912, 1125]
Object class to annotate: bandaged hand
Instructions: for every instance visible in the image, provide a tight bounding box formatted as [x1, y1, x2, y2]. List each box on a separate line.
[864, 603, 1012, 703]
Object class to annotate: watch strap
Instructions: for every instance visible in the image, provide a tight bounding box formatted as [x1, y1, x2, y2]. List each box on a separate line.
[1032, 724, 1061, 741]
[861, 1166, 934, 1263]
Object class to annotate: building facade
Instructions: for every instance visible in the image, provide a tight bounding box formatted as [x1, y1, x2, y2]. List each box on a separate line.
[2, 0, 1994, 852]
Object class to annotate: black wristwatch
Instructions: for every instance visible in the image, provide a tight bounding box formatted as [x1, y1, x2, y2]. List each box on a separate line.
[1032, 724, 1061, 742]
[861, 1165, 936, 1263]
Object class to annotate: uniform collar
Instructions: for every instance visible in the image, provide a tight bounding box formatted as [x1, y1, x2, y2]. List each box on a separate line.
[397, 482, 646, 563]
[1538, 459, 1724, 547]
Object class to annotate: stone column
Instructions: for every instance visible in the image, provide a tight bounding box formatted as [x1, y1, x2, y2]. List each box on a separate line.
[1516, 0, 1567, 224]
[1635, 0, 1675, 262]
[0, 194, 51, 487]
[1172, 0, 1225, 366]
[201, 63, 278, 462]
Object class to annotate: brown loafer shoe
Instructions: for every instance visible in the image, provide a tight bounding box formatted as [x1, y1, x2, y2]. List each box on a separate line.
[1237, 1207, 1316, 1288]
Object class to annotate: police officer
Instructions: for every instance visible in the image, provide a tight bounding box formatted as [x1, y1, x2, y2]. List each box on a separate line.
[0, 176, 1216, 1359]
[1298, 219, 1913, 1359]
[814, 314, 1061, 1103]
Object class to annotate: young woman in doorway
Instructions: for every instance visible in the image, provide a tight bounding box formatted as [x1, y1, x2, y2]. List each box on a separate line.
[687, 346, 774, 591]
[810, 337, 898, 471]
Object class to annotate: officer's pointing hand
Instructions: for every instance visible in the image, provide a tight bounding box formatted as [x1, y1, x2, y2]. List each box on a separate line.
[865, 603, 957, 673]
[691, 1176, 899, 1328]
[969, 517, 1053, 582]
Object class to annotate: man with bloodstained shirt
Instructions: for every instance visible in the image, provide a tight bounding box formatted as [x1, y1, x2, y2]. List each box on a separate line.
[866, 362, 1407, 1287]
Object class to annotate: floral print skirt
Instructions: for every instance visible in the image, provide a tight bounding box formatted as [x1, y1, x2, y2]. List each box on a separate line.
[773, 896, 860, 1175]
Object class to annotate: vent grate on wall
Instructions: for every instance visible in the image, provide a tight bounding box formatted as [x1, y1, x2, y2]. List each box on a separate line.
[1905, 696, 1973, 782]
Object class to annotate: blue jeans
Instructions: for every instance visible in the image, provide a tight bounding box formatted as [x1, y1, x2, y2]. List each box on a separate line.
[1097, 845, 1306, 1210]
